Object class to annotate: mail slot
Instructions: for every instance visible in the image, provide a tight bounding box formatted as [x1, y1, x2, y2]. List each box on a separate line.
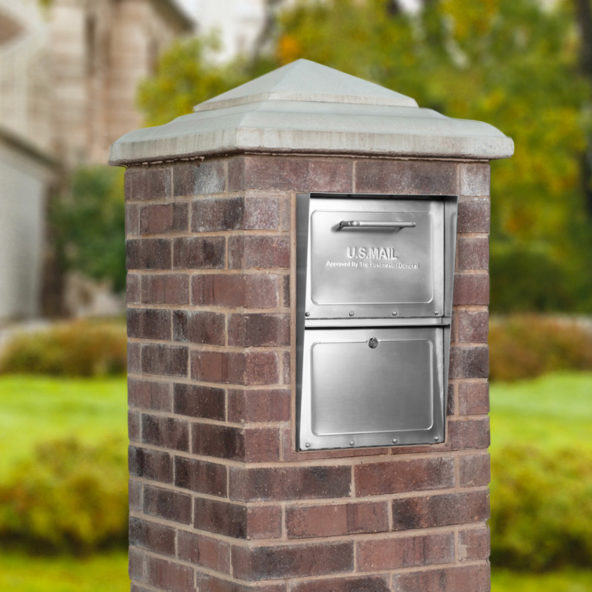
[296, 193, 458, 450]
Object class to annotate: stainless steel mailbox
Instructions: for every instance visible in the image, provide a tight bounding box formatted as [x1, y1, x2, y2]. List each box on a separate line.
[296, 193, 458, 451]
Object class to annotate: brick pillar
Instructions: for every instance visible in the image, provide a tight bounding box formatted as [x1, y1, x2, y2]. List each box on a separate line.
[124, 154, 492, 591]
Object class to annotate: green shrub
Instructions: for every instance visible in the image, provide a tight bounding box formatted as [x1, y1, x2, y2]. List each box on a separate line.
[491, 445, 592, 570]
[50, 165, 126, 293]
[489, 315, 592, 382]
[0, 437, 127, 554]
[0, 320, 126, 377]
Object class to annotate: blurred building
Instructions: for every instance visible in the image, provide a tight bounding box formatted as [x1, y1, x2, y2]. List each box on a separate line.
[0, 0, 192, 320]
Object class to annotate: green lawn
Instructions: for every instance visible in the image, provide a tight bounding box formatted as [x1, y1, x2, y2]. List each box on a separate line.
[0, 552, 128, 592]
[490, 372, 592, 452]
[492, 569, 592, 592]
[0, 375, 127, 480]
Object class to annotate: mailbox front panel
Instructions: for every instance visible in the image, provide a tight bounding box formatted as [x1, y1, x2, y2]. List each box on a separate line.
[306, 198, 444, 318]
[298, 327, 446, 450]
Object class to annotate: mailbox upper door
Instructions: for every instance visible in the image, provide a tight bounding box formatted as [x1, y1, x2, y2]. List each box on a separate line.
[306, 197, 444, 318]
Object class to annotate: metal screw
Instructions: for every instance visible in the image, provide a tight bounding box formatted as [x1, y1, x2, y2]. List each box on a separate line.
[349, 311, 355, 317]
[434, 311, 440, 316]
[434, 436, 440, 442]
[368, 337, 379, 349]
[305, 312, 310, 317]
[305, 442, 311, 448]
[392, 437, 398, 444]
[349, 440, 355, 446]
[392, 311, 398, 317]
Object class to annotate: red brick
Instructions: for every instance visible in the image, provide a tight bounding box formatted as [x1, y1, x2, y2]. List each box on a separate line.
[243, 195, 289, 230]
[459, 163, 490, 197]
[448, 417, 490, 450]
[459, 526, 490, 561]
[196, 574, 286, 592]
[192, 197, 244, 232]
[243, 427, 281, 462]
[392, 564, 490, 592]
[129, 446, 172, 483]
[230, 465, 352, 502]
[174, 160, 225, 196]
[128, 410, 140, 441]
[355, 159, 457, 195]
[129, 516, 175, 556]
[356, 532, 454, 571]
[128, 378, 172, 412]
[457, 381, 489, 415]
[140, 203, 187, 234]
[191, 350, 279, 386]
[246, 505, 283, 539]
[228, 314, 290, 347]
[175, 456, 227, 497]
[457, 236, 489, 272]
[228, 236, 290, 270]
[449, 345, 489, 379]
[141, 274, 189, 305]
[286, 501, 388, 539]
[128, 342, 141, 373]
[146, 556, 195, 591]
[228, 389, 290, 423]
[194, 498, 248, 538]
[229, 156, 353, 192]
[125, 166, 172, 202]
[455, 309, 489, 343]
[129, 547, 145, 581]
[392, 490, 489, 531]
[129, 478, 142, 511]
[142, 344, 188, 377]
[458, 197, 490, 233]
[173, 310, 225, 346]
[144, 484, 192, 524]
[127, 308, 171, 340]
[126, 203, 140, 236]
[173, 237, 225, 269]
[192, 423, 244, 460]
[141, 414, 189, 451]
[192, 273, 282, 308]
[177, 531, 230, 573]
[173, 383, 225, 420]
[355, 457, 454, 497]
[292, 576, 390, 592]
[127, 238, 171, 270]
[453, 273, 489, 305]
[232, 542, 354, 580]
[127, 273, 141, 304]
[459, 453, 490, 487]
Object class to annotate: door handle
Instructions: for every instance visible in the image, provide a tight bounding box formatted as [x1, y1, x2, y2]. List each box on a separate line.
[336, 220, 416, 231]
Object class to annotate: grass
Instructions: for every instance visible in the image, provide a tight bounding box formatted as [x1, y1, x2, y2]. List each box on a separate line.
[0, 375, 127, 480]
[0, 551, 128, 592]
[489, 371, 592, 452]
[492, 569, 592, 592]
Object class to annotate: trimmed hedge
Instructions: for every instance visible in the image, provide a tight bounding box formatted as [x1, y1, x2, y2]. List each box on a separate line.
[489, 316, 592, 382]
[491, 445, 592, 570]
[0, 438, 127, 554]
[0, 320, 126, 377]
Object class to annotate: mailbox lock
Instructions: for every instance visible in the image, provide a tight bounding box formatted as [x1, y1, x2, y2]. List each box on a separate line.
[368, 337, 379, 349]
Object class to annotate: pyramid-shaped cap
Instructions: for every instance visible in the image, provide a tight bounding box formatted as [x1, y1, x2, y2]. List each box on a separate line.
[195, 59, 418, 111]
[110, 59, 513, 165]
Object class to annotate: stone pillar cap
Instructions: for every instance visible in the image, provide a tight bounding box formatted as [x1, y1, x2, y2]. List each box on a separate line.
[110, 59, 514, 165]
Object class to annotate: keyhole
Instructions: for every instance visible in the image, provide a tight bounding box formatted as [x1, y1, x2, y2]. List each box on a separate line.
[368, 337, 379, 349]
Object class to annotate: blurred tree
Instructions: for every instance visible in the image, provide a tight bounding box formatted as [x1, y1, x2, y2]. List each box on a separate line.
[138, 0, 592, 312]
[50, 166, 126, 294]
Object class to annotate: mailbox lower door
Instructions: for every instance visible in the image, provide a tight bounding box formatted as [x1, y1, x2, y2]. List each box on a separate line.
[298, 327, 446, 450]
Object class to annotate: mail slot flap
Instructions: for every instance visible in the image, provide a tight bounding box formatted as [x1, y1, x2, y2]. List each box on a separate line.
[298, 326, 446, 450]
[305, 197, 445, 318]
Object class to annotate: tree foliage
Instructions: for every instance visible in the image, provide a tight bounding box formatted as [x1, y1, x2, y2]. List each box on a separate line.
[138, 0, 592, 312]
